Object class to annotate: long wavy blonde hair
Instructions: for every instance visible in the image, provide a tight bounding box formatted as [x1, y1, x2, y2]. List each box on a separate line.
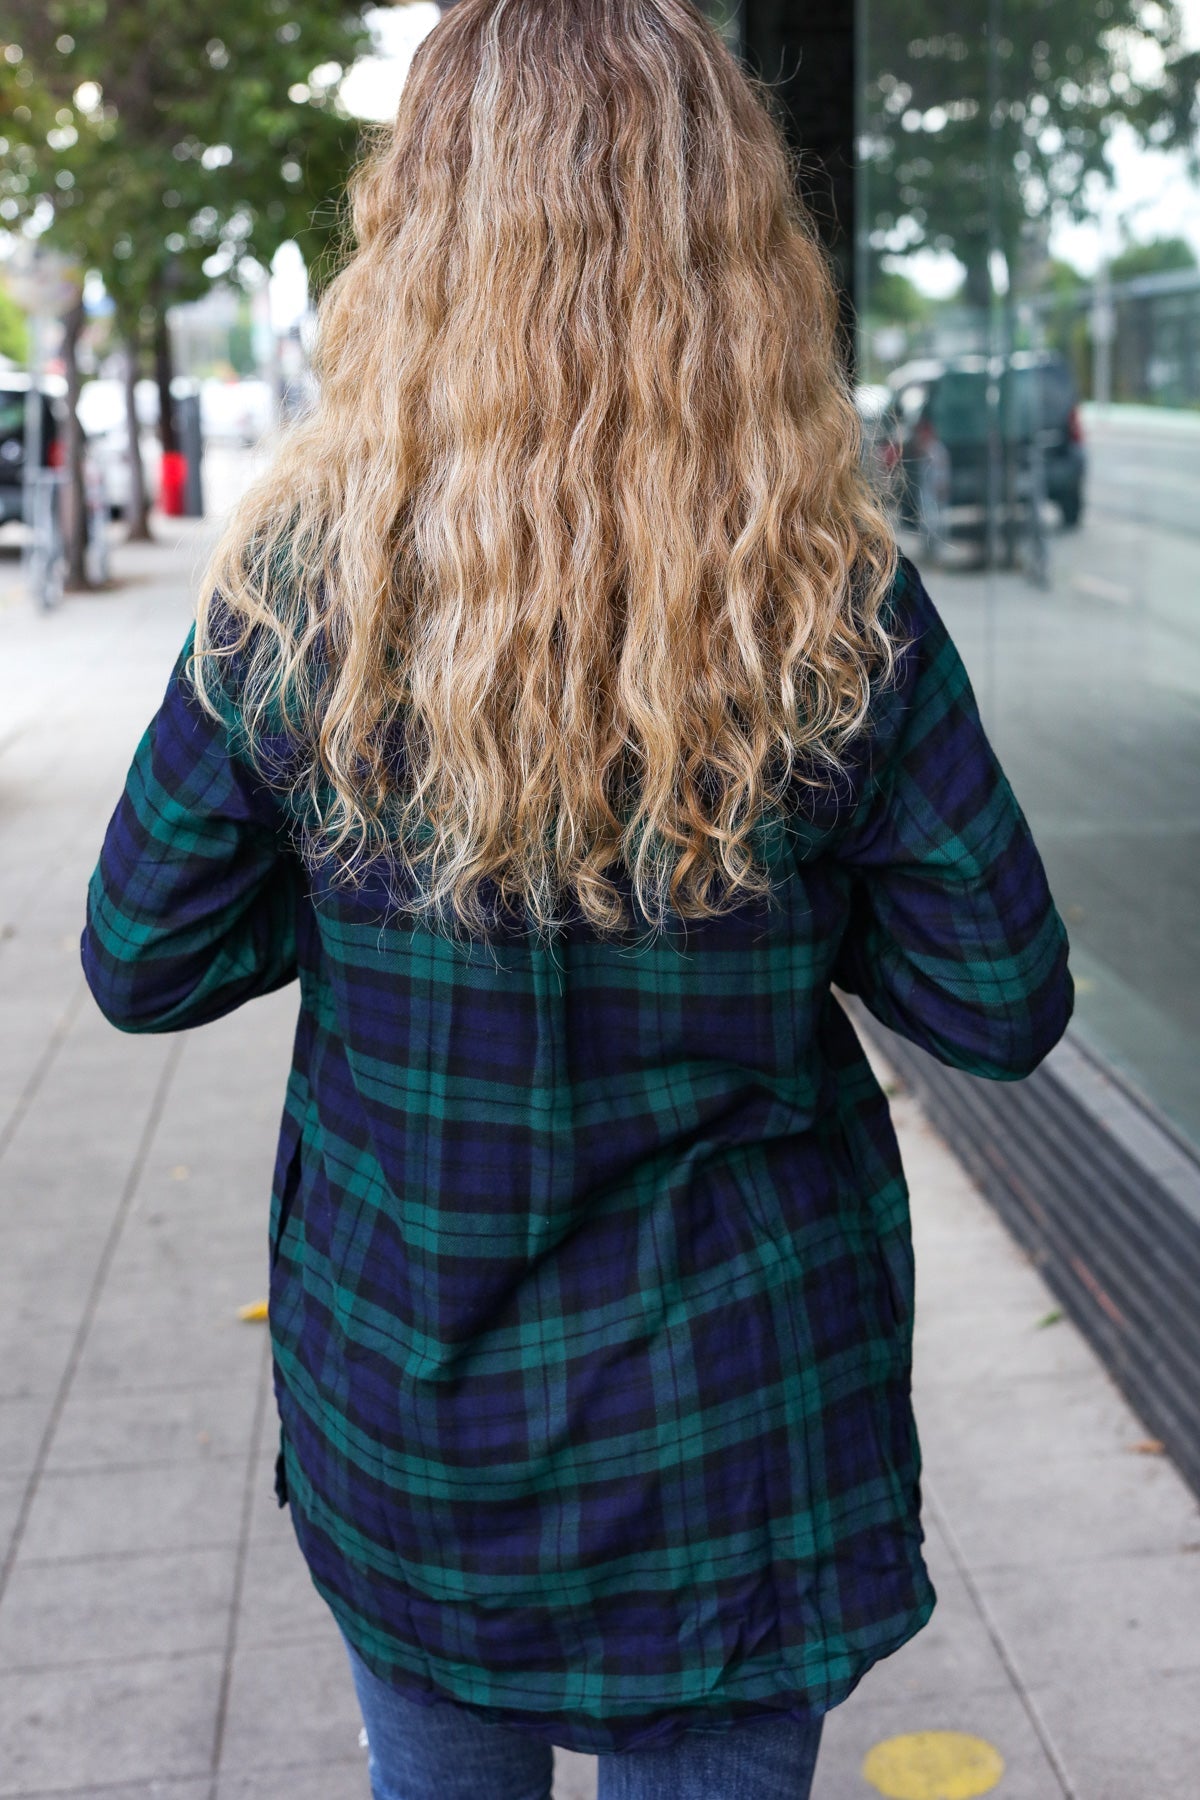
[195, 0, 898, 940]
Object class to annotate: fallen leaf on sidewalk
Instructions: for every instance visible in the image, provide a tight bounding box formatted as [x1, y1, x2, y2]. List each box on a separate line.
[238, 1299, 269, 1322]
[1129, 1438, 1165, 1455]
[1035, 1308, 1064, 1327]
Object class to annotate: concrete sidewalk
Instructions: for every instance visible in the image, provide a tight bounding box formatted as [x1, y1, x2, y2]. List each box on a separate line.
[0, 517, 1197, 1799]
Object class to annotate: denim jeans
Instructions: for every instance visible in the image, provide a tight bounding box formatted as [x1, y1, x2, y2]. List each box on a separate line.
[340, 1631, 825, 1800]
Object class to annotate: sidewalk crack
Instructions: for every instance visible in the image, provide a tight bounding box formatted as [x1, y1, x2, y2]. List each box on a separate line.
[0, 1034, 183, 1610]
[926, 1483, 1079, 1800]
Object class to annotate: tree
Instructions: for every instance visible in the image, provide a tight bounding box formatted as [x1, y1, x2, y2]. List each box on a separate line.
[1, 0, 375, 562]
[1034, 257, 1092, 395]
[0, 282, 30, 364]
[861, 0, 1200, 310]
[1043, 256, 1088, 299]
[228, 296, 258, 377]
[1110, 234, 1198, 281]
[869, 268, 937, 325]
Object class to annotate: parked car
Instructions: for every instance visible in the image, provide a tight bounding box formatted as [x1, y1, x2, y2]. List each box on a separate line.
[199, 377, 274, 445]
[853, 383, 896, 486]
[0, 374, 64, 526]
[878, 351, 1086, 553]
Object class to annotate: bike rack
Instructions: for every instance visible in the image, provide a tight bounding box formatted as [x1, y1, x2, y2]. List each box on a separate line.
[22, 467, 67, 612]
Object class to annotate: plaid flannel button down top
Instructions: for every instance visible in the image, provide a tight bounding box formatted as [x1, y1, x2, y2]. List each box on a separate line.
[82, 553, 1073, 1752]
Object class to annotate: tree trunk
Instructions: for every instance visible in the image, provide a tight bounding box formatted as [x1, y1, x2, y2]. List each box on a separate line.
[122, 333, 152, 540]
[61, 295, 91, 592]
[153, 306, 177, 455]
[963, 256, 991, 315]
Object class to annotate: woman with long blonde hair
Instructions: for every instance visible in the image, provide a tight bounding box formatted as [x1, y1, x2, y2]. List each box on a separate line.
[83, 1, 1072, 1793]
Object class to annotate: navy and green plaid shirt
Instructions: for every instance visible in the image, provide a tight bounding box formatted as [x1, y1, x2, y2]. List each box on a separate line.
[82, 553, 1072, 1752]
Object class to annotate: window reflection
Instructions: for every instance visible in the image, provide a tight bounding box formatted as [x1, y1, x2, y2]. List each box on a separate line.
[700, 0, 743, 53]
[859, 0, 1200, 1149]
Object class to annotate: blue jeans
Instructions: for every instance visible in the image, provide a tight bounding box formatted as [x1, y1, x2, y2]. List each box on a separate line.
[340, 1632, 825, 1800]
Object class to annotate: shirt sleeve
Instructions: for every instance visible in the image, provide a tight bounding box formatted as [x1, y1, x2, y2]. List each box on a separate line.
[831, 555, 1073, 1080]
[81, 623, 300, 1034]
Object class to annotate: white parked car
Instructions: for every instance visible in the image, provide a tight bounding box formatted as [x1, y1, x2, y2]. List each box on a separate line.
[77, 378, 159, 518]
[200, 378, 274, 446]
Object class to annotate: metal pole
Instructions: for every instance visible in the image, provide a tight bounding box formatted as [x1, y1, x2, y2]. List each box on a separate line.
[982, 0, 1003, 720]
[853, 0, 868, 374]
[20, 314, 64, 612]
[179, 391, 205, 517]
[1091, 262, 1114, 407]
[22, 317, 44, 523]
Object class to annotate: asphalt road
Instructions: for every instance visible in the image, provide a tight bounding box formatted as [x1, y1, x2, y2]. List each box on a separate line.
[1083, 407, 1200, 541]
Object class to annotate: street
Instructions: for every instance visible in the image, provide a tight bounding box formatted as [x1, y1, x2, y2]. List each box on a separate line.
[1084, 406, 1200, 540]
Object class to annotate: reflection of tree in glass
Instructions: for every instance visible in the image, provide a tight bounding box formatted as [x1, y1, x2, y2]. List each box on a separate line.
[862, 0, 1200, 305]
[1109, 233, 1198, 280]
[699, 0, 744, 54]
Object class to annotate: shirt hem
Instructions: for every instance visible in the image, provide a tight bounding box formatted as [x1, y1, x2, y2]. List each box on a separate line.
[309, 1558, 938, 1754]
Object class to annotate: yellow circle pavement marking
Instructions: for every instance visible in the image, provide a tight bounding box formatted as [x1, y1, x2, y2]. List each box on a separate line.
[862, 1731, 1005, 1799]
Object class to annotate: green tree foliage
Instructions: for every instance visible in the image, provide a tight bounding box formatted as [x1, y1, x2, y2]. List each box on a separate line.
[1043, 255, 1088, 298]
[1110, 233, 1198, 280]
[0, 281, 30, 362]
[228, 295, 258, 377]
[869, 268, 936, 324]
[862, 0, 1200, 305]
[1, 0, 378, 566]
[1029, 258, 1091, 394]
[0, 2, 374, 328]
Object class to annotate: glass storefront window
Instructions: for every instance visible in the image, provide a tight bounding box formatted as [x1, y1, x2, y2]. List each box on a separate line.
[701, 0, 744, 54]
[857, 0, 1200, 1152]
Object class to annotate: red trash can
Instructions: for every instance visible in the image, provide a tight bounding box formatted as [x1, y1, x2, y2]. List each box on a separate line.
[159, 450, 187, 517]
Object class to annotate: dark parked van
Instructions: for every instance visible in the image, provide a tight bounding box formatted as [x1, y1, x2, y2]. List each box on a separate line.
[0, 375, 64, 526]
[879, 351, 1086, 552]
